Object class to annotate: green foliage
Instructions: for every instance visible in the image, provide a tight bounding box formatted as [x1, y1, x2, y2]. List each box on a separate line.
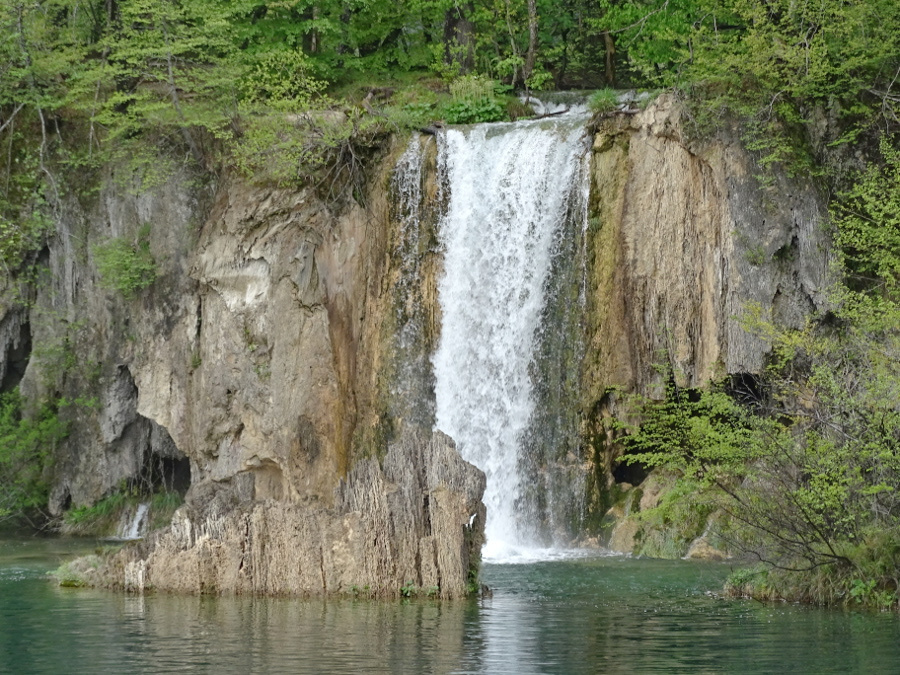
[599, 0, 899, 170]
[443, 76, 506, 124]
[443, 99, 506, 125]
[0, 199, 52, 271]
[449, 76, 496, 103]
[0, 390, 67, 520]
[63, 492, 127, 528]
[54, 555, 103, 588]
[92, 227, 157, 298]
[833, 136, 900, 295]
[588, 88, 619, 114]
[238, 48, 328, 111]
[149, 490, 183, 530]
[63, 488, 182, 535]
[629, 475, 715, 558]
[622, 376, 759, 487]
[622, 137, 900, 604]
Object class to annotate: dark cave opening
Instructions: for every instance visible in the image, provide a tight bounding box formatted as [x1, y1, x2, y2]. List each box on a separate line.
[1, 321, 32, 393]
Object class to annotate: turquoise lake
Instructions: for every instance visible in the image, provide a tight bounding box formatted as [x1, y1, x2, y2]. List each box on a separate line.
[2, 536, 899, 674]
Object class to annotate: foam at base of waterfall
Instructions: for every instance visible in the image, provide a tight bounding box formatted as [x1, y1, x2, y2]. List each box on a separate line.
[483, 538, 614, 565]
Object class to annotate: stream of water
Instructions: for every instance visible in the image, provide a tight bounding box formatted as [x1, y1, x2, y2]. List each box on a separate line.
[3, 535, 900, 674]
[431, 116, 590, 562]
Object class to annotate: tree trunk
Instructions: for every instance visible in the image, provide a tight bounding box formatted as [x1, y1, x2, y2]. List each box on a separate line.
[444, 4, 475, 74]
[602, 30, 615, 86]
[523, 0, 539, 82]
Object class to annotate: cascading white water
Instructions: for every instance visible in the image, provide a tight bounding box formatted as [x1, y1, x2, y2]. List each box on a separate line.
[387, 137, 435, 428]
[432, 115, 590, 562]
[116, 502, 150, 540]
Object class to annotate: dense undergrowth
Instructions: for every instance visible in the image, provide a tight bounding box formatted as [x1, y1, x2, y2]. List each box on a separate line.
[0, 390, 66, 523]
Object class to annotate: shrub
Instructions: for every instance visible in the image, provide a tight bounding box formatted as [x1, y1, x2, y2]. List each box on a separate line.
[443, 98, 506, 124]
[0, 390, 67, 520]
[238, 48, 328, 111]
[443, 75, 506, 124]
[588, 88, 619, 114]
[92, 227, 157, 298]
[63, 492, 127, 530]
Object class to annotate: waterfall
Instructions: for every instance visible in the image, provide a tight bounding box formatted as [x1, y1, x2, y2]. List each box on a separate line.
[116, 502, 150, 540]
[387, 137, 436, 429]
[432, 114, 590, 562]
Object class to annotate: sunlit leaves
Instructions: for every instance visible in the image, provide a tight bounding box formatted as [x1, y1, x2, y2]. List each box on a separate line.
[833, 136, 900, 294]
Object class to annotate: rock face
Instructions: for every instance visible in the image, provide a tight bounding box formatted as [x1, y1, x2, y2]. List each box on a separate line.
[0, 133, 476, 594]
[0, 96, 834, 578]
[98, 429, 484, 598]
[580, 95, 832, 548]
[584, 94, 831, 400]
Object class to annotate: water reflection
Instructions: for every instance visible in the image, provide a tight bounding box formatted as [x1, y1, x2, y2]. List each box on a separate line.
[2, 538, 900, 674]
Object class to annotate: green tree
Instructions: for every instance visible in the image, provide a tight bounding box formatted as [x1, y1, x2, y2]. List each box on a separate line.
[833, 136, 900, 295]
[0, 390, 67, 521]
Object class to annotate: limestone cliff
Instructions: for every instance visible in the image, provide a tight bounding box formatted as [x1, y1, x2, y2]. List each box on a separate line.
[89, 429, 484, 598]
[579, 95, 832, 547]
[585, 95, 830, 399]
[0, 130, 483, 594]
[0, 95, 833, 581]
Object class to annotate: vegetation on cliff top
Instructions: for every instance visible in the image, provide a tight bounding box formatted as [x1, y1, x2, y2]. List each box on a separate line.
[0, 0, 895, 227]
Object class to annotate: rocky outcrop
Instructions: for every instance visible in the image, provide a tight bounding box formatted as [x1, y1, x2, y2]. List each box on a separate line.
[581, 95, 832, 551]
[0, 131, 480, 595]
[95, 429, 484, 598]
[0, 95, 834, 577]
[584, 94, 831, 399]
[0, 134, 444, 516]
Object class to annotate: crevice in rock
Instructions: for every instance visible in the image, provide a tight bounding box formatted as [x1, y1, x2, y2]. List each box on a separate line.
[726, 372, 765, 409]
[0, 318, 31, 393]
[612, 460, 649, 487]
[145, 453, 192, 496]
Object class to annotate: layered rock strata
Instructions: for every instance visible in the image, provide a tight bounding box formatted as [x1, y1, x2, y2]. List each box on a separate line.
[90, 430, 484, 598]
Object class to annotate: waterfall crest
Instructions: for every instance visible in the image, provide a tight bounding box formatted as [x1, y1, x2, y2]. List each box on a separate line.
[432, 116, 590, 562]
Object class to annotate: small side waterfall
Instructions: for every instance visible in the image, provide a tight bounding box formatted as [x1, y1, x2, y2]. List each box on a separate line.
[387, 137, 437, 429]
[116, 502, 150, 540]
[432, 114, 590, 561]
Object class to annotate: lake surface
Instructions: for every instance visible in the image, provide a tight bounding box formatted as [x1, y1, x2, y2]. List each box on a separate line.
[2, 536, 900, 674]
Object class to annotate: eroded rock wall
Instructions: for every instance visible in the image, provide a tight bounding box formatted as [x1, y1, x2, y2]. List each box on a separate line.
[0, 97, 833, 577]
[580, 95, 832, 547]
[1, 133, 446, 513]
[93, 429, 484, 598]
[1, 131, 475, 593]
[584, 94, 831, 400]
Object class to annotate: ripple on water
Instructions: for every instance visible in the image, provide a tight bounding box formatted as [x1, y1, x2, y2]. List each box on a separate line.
[3, 538, 900, 674]
[0, 566, 35, 582]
